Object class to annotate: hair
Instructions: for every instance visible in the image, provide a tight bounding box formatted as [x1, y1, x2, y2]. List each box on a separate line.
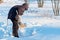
[22, 3, 28, 6]
[22, 3, 28, 10]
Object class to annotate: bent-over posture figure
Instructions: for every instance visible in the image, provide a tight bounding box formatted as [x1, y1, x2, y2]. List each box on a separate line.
[8, 3, 28, 37]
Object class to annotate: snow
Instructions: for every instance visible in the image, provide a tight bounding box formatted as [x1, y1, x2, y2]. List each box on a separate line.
[0, 0, 60, 40]
[0, 16, 60, 40]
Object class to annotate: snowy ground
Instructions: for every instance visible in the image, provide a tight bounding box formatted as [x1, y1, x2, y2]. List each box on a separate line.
[0, 16, 60, 40]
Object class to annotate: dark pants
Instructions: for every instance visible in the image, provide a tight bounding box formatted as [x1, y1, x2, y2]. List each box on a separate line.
[11, 18, 19, 37]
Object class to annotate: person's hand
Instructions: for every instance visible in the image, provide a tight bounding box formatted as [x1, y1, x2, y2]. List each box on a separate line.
[19, 23, 26, 28]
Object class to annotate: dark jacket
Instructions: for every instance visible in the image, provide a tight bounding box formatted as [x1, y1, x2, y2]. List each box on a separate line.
[8, 5, 20, 20]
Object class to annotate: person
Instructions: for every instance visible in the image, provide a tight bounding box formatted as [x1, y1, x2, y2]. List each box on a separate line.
[8, 3, 28, 37]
